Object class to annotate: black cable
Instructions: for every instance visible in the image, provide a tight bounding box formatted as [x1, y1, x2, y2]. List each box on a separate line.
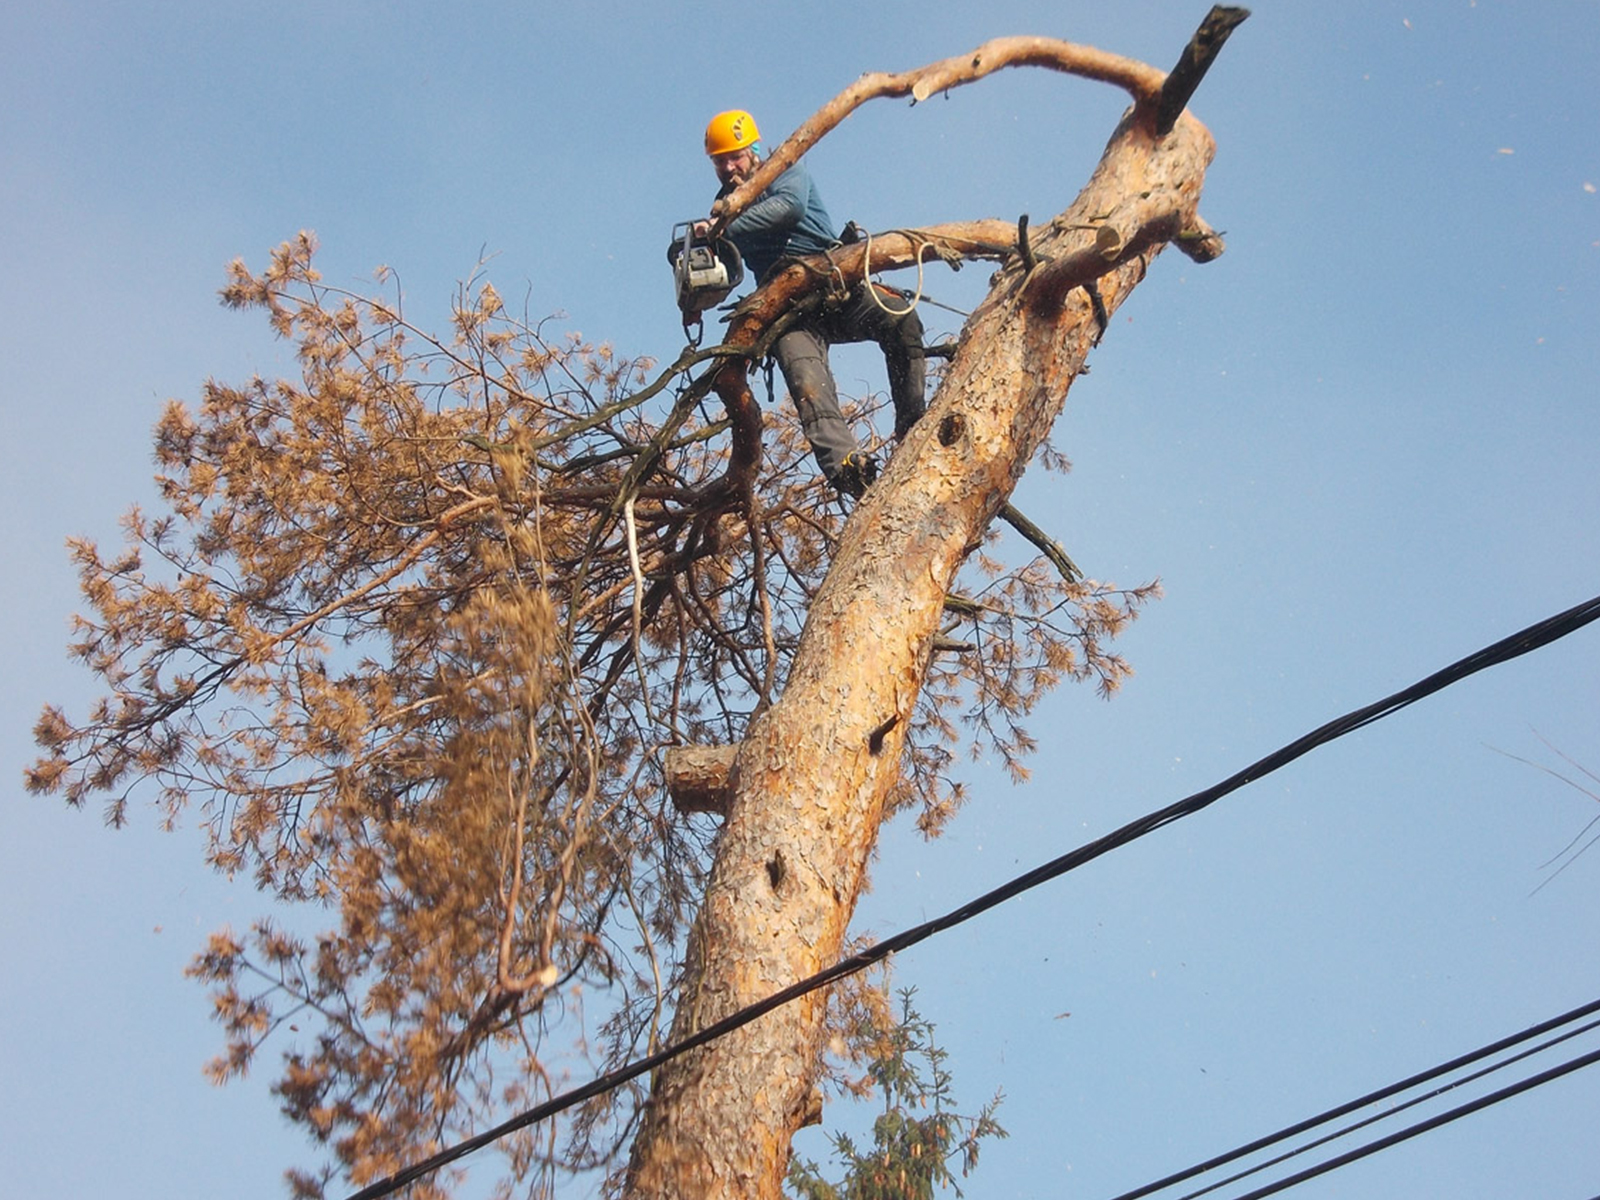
[1226, 1043, 1600, 1200]
[1179, 1016, 1600, 1199]
[1109, 1004, 1600, 1200]
[346, 592, 1600, 1200]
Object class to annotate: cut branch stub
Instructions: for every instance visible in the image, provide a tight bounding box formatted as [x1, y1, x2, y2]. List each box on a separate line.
[1156, 5, 1252, 135]
[1175, 215, 1226, 262]
[665, 745, 738, 817]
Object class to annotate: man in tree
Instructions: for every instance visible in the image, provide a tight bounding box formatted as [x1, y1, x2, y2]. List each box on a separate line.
[699, 108, 926, 497]
[28, 14, 1244, 1194]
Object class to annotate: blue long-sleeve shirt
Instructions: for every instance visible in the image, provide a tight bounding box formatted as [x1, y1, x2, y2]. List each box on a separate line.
[719, 160, 838, 283]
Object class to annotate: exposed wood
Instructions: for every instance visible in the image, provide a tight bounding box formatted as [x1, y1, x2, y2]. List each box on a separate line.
[1024, 218, 1129, 315]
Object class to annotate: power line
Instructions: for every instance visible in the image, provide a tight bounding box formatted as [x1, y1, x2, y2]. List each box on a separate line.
[1227, 1043, 1600, 1200]
[345, 592, 1600, 1200]
[1106, 997, 1600, 1200]
[1177, 1015, 1600, 1199]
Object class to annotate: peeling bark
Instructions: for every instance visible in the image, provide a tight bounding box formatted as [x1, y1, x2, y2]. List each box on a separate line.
[625, 15, 1238, 1199]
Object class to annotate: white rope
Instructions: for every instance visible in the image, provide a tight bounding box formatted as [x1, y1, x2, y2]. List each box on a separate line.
[623, 496, 657, 725]
[861, 227, 926, 317]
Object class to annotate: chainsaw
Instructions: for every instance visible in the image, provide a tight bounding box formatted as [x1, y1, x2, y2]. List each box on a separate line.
[669, 221, 744, 341]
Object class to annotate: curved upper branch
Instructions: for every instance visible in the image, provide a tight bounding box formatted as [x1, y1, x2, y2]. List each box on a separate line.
[712, 36, 1166, 227]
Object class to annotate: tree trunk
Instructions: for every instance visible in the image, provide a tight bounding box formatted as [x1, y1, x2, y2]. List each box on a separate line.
[625, 19, 1236, 1198]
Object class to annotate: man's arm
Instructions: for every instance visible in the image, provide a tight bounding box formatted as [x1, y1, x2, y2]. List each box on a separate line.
[723, 165, 807, 239]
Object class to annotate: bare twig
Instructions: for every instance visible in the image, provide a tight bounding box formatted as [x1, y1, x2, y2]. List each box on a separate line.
[1017, 214, 1038, 273]
[1001, 504, 1083, 584]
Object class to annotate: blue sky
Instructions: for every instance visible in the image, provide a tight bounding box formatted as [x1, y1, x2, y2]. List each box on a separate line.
[3, 2, 1598, 1197]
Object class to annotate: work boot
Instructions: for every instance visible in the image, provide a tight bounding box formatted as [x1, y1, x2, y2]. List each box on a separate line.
[830, 451, 879, 498]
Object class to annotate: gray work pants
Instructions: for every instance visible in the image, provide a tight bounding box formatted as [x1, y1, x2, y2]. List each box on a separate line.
[774, 283, 926, 482]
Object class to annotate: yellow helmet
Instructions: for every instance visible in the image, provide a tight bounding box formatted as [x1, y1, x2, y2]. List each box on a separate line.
[705, 109, 760, 157]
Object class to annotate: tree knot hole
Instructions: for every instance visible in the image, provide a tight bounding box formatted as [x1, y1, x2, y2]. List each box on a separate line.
[937, 414, 965, 448]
